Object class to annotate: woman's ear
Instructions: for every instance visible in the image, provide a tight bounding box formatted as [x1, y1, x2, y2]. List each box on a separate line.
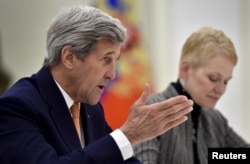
[179, 61, 190, 79]
[61, 45, 74, 69]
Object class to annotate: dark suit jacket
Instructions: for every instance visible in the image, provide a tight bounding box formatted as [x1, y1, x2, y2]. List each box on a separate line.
[0, 67, 140, 164]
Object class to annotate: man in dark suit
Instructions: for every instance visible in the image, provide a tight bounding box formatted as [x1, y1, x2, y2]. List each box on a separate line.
[0, 5, 193, 164]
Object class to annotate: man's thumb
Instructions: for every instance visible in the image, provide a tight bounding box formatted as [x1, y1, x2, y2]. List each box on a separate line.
[134, 83, 151, 106]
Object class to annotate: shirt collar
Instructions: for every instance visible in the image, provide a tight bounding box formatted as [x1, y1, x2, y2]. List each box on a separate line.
[54, 80, 74, 109]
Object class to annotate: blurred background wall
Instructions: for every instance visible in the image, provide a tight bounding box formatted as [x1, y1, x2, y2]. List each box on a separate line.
[0, 0, 249, 141]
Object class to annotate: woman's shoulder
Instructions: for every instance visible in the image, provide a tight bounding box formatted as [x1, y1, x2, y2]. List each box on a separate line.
[147, 84, 178, 104]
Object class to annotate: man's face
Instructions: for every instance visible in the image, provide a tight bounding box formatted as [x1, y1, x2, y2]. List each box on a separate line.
[72, 39, 121, 105]
[182, 55, 235, 108]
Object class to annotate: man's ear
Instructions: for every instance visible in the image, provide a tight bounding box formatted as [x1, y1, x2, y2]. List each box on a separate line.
[179, 61, 190, 78]
[61, 45, 74, 69]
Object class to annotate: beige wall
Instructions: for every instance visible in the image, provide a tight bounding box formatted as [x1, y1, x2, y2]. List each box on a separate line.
[242, 0, 250, 141]
[0, 0, 87, 84]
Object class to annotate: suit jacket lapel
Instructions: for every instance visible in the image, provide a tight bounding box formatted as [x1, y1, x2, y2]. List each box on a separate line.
[81, 104, 95, 145]
[35, 67, 82, 150]
[50, 105, 82, 150]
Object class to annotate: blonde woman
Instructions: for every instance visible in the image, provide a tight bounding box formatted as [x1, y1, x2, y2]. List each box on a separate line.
[134, 27, 250, 164]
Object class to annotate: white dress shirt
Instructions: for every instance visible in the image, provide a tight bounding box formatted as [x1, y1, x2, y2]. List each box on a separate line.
[54, 80, 133, 160]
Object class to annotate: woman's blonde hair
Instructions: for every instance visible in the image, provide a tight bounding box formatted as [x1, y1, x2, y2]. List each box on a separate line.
[179, 27, 238, 71]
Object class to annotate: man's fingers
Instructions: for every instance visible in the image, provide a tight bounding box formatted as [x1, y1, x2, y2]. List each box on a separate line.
[164, 105, 193, 122]
[166, 99, 193, 115]
[163, 116, 188, 132]
[154, 96, 193, 112]
[164, 95, 189, 106]
[134, 83, 151, 106]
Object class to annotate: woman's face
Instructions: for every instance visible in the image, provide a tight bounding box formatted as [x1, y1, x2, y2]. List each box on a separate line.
[180, 55, 235, 109]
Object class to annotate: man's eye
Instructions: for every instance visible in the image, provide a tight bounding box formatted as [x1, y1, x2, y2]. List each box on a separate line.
[103, 57, 111, 63]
